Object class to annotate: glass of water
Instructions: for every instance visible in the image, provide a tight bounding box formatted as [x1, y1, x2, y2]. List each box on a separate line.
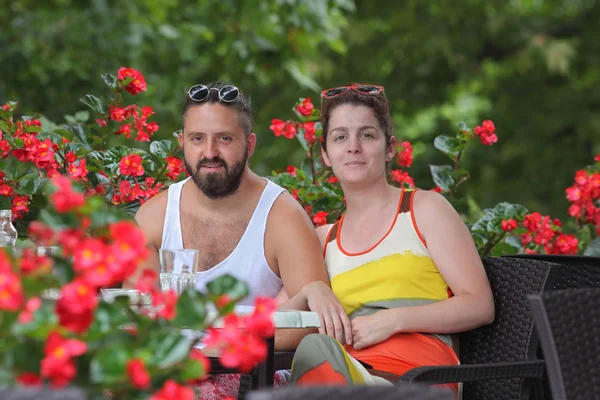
[159, 249, 199, 295]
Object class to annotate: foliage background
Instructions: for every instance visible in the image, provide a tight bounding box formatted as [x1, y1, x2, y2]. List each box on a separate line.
[2, 0, 599, 219]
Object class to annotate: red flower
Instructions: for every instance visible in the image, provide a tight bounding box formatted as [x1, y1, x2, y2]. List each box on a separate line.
[327, 176, 339, 184]
[551, 234, 579, 255]
[303, 121, 317, 144]
[165, 156, 183, 180]
[501, 219, 518, 232]
[135, 269, 158, 293]
[56, 279, 98, 333]
[64, 151, 77, 163]
[473, 120, 498, 146]
[0, 183, 14, 196]
[152, 290, 177, 320]
[41, 331, 87, 387]
[18, 297, 42, 324]
[27, 221, 55, 245]
[0, 268, 24, 311]
[119, 154, 145, 176]
[11, 195, 30, 219]
[396, 141, 413, 167]
[390, 170, 415, 187]
[286, 166, 297, 176]
[127, 358, 151, 389]
[283, 123, 297, 139]
[68, 159, 88, 182]
[296, 98, 314, 116]
[216, 294, 231, 309]
[117, 67, 147, 95]
[291, 189, 299, 201]
[243, 297, 277, 338]
[430, 186, 443, 193]
[595, 154, 600, 162]
[18, 248, 52, 275]
[96, 118, 107, 127]
[150, 379, 195, 400]
[117, 123, 133, 139]
[109, 106, 127, 122]
[269, 119, 286, 137]
[50, 175, 85, 213]
[312, 211, 328, 226]
[17, 372, 42, 386]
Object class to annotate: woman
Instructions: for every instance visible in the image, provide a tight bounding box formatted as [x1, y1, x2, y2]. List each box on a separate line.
[289, 84, 495, 394]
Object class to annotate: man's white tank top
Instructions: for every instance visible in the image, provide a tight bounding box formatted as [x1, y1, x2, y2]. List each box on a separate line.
[161, 177, 284, 305]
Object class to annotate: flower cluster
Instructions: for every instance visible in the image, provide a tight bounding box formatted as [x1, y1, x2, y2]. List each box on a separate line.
[518, 212, 579, 254]
[473, 119, 498, 146]
[1, 175, 274, 397]
[565, 157, 600, 236]
[0, 67, 184, 231]
[203, 297, 277, 372]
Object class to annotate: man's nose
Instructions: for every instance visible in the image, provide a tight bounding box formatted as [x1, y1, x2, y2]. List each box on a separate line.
[204, 138, 220, 159]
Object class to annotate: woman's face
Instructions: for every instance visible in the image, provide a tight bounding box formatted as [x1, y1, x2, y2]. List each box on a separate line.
[322, 104, 395, 186]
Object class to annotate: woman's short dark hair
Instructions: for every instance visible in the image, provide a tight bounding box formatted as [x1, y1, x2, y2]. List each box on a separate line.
[321, 86, 393, 152]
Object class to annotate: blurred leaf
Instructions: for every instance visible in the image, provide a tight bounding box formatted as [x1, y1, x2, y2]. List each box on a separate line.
[434, 135, 463, 159]
[149, 139, 177, 159]
[429, 165, 454, 192]
[11, 302, 58, 339]
[148, 332, 193, 369]
[173, 288, 207, 329]
[101, 73, 118, 90]
[89, 342, 133, 384]
[79, 94, 108, 115]
[206, 274, 248, 302]
[583, 237, 600, 256]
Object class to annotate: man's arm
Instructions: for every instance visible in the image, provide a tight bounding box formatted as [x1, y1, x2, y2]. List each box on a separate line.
[122, 192, 167, 289]
[266, 193, 351, 349]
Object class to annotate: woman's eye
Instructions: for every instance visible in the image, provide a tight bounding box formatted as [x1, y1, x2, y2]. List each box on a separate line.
[361, 132, 375, 138]
[334, 135, 346, 141]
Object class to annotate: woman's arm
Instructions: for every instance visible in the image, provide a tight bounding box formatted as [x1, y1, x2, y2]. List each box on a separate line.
[352, 190, 494, 350]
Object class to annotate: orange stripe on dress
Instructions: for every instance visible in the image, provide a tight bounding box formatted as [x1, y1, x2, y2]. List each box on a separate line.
[335, 189, 405, 257]
[409, 189, 428, 247]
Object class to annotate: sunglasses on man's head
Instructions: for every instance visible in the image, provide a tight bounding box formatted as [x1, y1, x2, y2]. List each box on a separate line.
[187, 84, 240, 103]
[321, 84, 385, 99]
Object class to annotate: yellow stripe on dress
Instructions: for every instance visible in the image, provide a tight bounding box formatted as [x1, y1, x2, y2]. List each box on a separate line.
[331, 251, 450, 316]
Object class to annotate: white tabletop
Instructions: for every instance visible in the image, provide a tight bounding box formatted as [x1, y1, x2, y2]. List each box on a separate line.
[209, 305, 321, 329]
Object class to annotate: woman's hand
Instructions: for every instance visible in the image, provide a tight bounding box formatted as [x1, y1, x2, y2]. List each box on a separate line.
[302, 281, 353, 345]
[351, 309, 399, 350]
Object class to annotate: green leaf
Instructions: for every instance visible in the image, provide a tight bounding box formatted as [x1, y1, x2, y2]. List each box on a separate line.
[429, 165, 454, 192]
[0, 196, 10, 210]
[80, 94, 108, 115]
[173, 288, 207, 329]
[505, 235, 523, 250]
[64, 123, 89, 144]
[89, 342, 133, 384]
[17, 175, 47, 196]
[433, 135, 463, 159]
[11, 301, 58, 339]
[87, 301, 135, 341]
[206, 274, 248, 302]
[492, 202, 528, 220]
[149, 332, 194, 369]
[583, 237, 600, 256]
[101, 73, 118, 90]
[149, 139, 177, 158]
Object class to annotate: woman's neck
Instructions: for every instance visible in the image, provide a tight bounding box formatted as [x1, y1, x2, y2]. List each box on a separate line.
[342, 178, 398, 219]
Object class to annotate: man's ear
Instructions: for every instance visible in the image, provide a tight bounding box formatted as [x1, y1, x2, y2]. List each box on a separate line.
[178, 131, 184, 149]
[247, 133, 257, 158]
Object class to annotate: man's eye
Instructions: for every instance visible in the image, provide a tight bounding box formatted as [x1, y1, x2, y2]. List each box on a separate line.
[220, 136, 232, 142]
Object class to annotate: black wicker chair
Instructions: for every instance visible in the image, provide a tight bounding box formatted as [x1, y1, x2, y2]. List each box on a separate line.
[504, 254, 600, 290]
[505, 254, 600, 399]
[528, 288, 600, 400]
[397, 257, 558, 400]
[248, 384, 455, 400]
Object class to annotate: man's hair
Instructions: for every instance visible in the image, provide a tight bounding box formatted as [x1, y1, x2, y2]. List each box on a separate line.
[182, 82, 253, 136]
[321, 86, 393, 152]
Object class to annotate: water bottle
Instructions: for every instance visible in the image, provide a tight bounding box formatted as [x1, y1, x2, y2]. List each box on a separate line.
[0, 210, 18, 248]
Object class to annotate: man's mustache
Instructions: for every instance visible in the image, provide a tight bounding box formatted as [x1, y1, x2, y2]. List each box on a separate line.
[196, 157, 227, 170]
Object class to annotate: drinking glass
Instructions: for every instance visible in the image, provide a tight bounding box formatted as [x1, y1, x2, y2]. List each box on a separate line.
[159, 249, 199, 294]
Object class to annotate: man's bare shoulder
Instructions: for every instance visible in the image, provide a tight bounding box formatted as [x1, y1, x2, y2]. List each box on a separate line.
[135, 188, 169, 244]
[268, 189, 313, 226]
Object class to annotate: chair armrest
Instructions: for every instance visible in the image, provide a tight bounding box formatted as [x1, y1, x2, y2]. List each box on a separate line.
[398, 360, 545, 385]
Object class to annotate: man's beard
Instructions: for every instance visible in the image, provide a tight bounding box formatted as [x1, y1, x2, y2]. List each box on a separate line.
[184, 150, 248, 199]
